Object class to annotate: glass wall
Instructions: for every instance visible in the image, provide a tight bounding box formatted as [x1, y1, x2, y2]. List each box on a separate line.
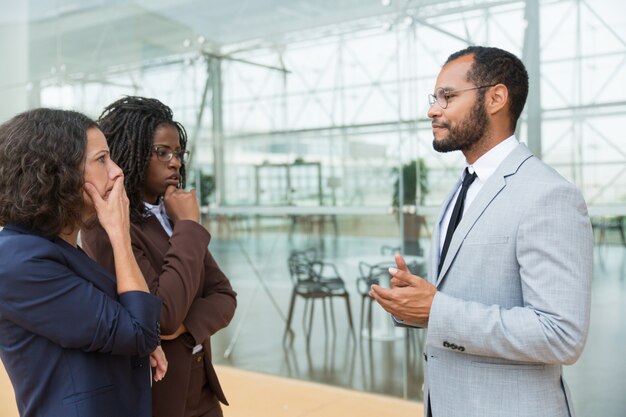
[26, 0, 626, 214]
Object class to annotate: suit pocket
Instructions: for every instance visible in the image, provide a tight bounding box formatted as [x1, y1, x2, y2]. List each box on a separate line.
[63, 385, 117, 417]
[463, 235, 509, 245]
[471, 360, 544, 371]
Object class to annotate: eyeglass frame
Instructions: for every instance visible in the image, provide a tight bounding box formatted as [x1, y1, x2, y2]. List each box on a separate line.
[151, 146, 190, 163]
[428, 84, 497, 109]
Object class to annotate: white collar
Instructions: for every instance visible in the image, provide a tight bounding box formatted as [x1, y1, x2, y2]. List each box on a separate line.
[467, 135, 519, 182]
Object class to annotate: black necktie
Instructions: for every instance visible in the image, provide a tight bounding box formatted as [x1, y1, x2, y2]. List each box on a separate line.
[439, 168, 477, 273]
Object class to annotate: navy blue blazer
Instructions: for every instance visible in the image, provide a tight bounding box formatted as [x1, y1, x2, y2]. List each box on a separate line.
[0, 224, 162, 417]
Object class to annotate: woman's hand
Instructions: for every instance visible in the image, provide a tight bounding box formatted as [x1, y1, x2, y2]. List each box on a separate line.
[85, 175, 149, 294]
[150, 346, 168, 382]
[84, 176, 130, 240]
[160, 323, 187, 341]
[163, 185, 200, 223]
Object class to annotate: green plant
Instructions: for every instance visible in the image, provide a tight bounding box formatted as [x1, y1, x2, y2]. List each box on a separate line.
[392, 158, 429, 207]
[193, 172, 215, 206]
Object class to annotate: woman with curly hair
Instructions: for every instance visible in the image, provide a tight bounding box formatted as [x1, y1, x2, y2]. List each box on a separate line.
[0, 108, 166, 417]
[81, 96, 236, 417]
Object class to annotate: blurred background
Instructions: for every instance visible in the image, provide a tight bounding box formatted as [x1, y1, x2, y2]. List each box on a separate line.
[1, 1, 625, 416]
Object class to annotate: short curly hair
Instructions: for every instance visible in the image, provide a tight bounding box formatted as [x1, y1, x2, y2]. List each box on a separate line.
[98, 96, 188, 224]
[446, 46, 529, 131]
[0, 108, 97, 237]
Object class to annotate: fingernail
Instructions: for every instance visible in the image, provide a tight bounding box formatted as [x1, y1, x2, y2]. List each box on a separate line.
[389, 267, 397, 274]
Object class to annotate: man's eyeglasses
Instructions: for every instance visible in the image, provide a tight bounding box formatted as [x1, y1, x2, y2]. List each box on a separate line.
[428, 84, 496, 109]
[152, 146, 190, 164]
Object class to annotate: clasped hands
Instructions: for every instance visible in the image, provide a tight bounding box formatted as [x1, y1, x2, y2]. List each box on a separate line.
[368, 253, 437, 324]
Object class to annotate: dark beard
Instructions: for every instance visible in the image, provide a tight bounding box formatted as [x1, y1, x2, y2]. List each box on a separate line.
[432, 95, 488, 153]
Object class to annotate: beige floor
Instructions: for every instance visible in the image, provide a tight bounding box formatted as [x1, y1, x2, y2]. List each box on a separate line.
[1, 362, 18, 417]
[1, 363, 422, 417]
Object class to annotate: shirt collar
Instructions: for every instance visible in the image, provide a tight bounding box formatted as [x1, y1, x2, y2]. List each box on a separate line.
[466, 135, 519, 182]
[144, 199, 167, 218]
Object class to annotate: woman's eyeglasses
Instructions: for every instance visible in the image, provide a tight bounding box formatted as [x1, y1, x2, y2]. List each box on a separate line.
[152, 146, 190, 163]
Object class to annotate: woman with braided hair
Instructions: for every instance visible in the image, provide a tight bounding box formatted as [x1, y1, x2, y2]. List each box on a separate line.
[82, 96, 236, 417]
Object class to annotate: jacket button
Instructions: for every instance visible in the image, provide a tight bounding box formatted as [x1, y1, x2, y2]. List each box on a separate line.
[443, 341, 450, 348]
[196, 355, 203, 363]
[458, 346, 465, 352]
[450, 343, 457, 350]
[423, 353, 427, 361]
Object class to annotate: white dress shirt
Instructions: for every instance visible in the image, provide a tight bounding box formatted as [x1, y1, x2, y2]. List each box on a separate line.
[144, 199, 173, 236]
[439, 135, 520, 252]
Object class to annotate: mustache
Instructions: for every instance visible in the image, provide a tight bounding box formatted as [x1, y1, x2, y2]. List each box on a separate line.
[431, 119, 450, 129]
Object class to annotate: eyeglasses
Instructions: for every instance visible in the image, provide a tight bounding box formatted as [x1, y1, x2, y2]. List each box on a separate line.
[152, 146, 190, 163]
[428, 84, 496, 109]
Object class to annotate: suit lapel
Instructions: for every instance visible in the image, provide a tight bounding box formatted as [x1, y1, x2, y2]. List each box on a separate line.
[140, 215, 172, 254]
[4, 224, 119, 297]
[67, 243, 119, 297]
[436, 144, 534, 286]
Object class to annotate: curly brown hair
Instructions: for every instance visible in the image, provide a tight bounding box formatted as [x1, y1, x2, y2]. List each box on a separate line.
[0, 108, 98, 237]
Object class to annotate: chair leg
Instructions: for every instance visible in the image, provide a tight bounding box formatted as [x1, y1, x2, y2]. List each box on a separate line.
[283, 289, 297, 346]
[619, 218, 626, 246]
[329, 297, 337, 336]
[322, 298, 329, 341]
[343, 293, 356, 341]
[359, 294, 366, 338]
[367, 297, 374, 339]
[306, 300, 315, 350]
[302, 299, 311, 334]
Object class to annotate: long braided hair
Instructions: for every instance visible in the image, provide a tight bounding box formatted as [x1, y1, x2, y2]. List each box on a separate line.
[98, 96, 188, 224]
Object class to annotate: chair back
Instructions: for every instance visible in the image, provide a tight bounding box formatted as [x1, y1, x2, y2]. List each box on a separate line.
[380, 245, 401, 255]
[356, 261, 393, 295]
[287, 251, 315, 284]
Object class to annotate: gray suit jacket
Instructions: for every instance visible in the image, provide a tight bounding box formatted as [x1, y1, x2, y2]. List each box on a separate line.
[423, 143, 592, 417]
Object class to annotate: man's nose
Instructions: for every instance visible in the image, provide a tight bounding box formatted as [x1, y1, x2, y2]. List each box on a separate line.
[427, 103, 441, 119]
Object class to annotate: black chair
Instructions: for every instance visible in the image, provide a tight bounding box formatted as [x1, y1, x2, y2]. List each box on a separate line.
[356, 261, 394, 339]
[381, 244, 427, 276]
[283, 250, 355, 348]
[380, 245, 401, 256]
[592, 216, 626, 246]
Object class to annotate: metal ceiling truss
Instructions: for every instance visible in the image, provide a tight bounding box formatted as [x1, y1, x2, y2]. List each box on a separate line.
[35, 0, 626, 211]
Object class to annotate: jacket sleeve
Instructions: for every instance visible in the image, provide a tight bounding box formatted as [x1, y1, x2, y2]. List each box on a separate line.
[426, 183, 593, 365]
[83, 219, 214, 335]
[183, 250, 237, 345]
[0, 243, 161, 357]
[130, 220, 211, 334]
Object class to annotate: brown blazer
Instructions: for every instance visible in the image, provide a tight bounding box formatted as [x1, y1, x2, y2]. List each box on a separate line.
[81, 216, 237, 417]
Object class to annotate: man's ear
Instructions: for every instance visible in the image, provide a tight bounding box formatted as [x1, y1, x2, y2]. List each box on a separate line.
[486, 84, 508, 116]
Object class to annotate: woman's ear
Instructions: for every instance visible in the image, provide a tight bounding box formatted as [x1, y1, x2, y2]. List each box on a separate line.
[486, 84, 509, 116]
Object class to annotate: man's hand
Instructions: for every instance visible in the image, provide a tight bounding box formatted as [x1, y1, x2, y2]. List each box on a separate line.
[390, 253, 411, 288]
[150, 346, 167, 382]
[369, 254, 437, 323]
[163, 185, 200, 223]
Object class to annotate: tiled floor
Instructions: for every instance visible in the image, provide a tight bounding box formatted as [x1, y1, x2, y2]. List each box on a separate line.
[218, 365, 422, 417]
[0, 363, 17, 417]
[0, 363, 422, 417]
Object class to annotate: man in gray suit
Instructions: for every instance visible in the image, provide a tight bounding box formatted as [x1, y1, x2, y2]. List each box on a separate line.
[370, 46, 592, 417]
